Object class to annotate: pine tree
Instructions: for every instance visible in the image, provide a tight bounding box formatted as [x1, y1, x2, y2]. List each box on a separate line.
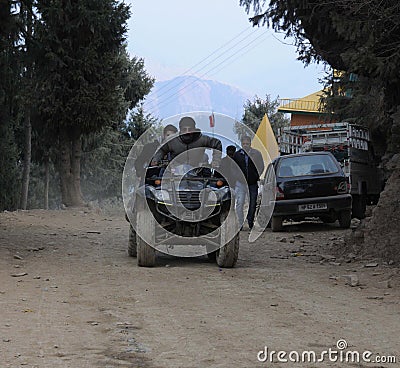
[241, 94, 289, 136]
[0, 1, 21, 210]
[125, 104, 161, 141]
[32, 0, 152, 206]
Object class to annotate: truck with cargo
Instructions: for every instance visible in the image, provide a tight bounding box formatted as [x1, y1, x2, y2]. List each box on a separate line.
[278, 122, 384, 219]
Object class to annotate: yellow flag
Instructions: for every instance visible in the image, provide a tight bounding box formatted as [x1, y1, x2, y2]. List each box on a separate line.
[251, 113, 279, 169]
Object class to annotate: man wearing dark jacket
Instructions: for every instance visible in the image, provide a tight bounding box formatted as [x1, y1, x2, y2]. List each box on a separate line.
[233, 135, 264, 230]
[151, 116, 222, 168]
[214, 145, 236, 184]
[135, 124, 178, 178]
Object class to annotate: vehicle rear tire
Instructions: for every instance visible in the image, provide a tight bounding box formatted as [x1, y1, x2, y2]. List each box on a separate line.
[136, 209, 156, 267]
[338, 210, 351, 228]
[271, 216, 283, 232]
[352, 194, 366, 219]
[216, 212, 239, 268]
[128, 225, 137, 257]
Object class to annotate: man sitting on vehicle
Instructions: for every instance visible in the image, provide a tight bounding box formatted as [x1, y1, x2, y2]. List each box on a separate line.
[151, 116, 222, 169]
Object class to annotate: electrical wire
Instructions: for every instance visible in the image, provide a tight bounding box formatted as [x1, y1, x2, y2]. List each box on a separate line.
[146, 30, 271, 116]
[144, 26, 254, 101]
[143, 27, 266, 110]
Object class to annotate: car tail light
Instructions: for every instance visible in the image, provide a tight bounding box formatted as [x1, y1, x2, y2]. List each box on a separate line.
[336, 181, 348, 194]
[275, 186, 285, 200]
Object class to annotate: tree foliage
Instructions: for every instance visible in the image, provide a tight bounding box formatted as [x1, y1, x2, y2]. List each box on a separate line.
[122, 56, 155, 111]
[241, 94, 289, 136]
[239, 0, 400, 155]
[0, 0, 154, 210]
[124, 104, 161, 141]
[33, 0, 132, 133]
[81, 126, 130, 200]
[0, 1, 22, 210]
[28, 0, 154, 206]
[80, 109, 160, 201]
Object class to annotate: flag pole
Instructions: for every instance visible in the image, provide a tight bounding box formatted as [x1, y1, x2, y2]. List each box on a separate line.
[209, 111, 215, 137]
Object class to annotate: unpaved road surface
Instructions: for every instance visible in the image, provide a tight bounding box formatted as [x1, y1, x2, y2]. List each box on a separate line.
[0, 209, 399, 368]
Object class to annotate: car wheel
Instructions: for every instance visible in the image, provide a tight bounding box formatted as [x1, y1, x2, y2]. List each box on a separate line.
[128, 225, 137, 257]
[216, 212, 239, 268]
[271, 216, 283, 232]
[338, 210, 351, 228]
[136, 209, 156, 267]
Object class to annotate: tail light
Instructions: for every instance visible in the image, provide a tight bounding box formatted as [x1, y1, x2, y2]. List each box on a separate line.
[275, 186, 285, 200]
[336, 181, 348, 194]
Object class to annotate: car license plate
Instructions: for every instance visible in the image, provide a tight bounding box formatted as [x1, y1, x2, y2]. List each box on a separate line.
[298, 203, 328, 211]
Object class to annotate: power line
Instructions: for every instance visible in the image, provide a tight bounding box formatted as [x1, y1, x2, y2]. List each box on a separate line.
[208, 32, 272, 79]
[143, 26, 264, 109]
[145, 26, 254, 99]
[147, 30, 270, 115]
[148, 30, 271, 116]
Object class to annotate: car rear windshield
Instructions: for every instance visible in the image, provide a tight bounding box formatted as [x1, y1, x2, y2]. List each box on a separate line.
[277, 154, 339, 177]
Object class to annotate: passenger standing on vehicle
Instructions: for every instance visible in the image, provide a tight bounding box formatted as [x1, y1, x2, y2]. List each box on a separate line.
[233, 135, 264, 230]
[134, 124, 178, 177]
[151, 117, 222, 168]
[163, 124, 178, 139]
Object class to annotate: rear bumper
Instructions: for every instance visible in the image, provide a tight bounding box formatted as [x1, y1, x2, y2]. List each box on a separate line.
[273, 194, 352, 217]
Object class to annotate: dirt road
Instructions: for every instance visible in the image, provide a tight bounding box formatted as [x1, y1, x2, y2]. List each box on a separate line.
[0, 209, 399, 367]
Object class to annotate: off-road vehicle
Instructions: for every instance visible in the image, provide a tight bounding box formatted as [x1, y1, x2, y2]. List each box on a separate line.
[127, 163, 239, 267]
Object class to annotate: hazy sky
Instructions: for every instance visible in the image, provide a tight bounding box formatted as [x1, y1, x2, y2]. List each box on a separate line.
[126, 0, 326, 100]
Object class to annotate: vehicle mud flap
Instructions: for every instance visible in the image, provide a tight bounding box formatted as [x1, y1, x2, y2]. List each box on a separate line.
[271, 216, 283, 232]
[216, 212, 239, 268]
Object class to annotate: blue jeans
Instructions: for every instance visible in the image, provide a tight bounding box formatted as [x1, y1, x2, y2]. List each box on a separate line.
[235, 181, 258, 228]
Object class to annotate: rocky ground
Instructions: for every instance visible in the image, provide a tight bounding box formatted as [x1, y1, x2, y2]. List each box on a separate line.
[0, 208, 399, 367]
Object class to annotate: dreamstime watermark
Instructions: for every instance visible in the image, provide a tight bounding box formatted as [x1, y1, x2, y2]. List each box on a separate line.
[257, 339, 397, 364]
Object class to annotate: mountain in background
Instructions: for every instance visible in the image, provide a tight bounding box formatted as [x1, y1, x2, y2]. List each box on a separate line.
[143, 76, 252, 120]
